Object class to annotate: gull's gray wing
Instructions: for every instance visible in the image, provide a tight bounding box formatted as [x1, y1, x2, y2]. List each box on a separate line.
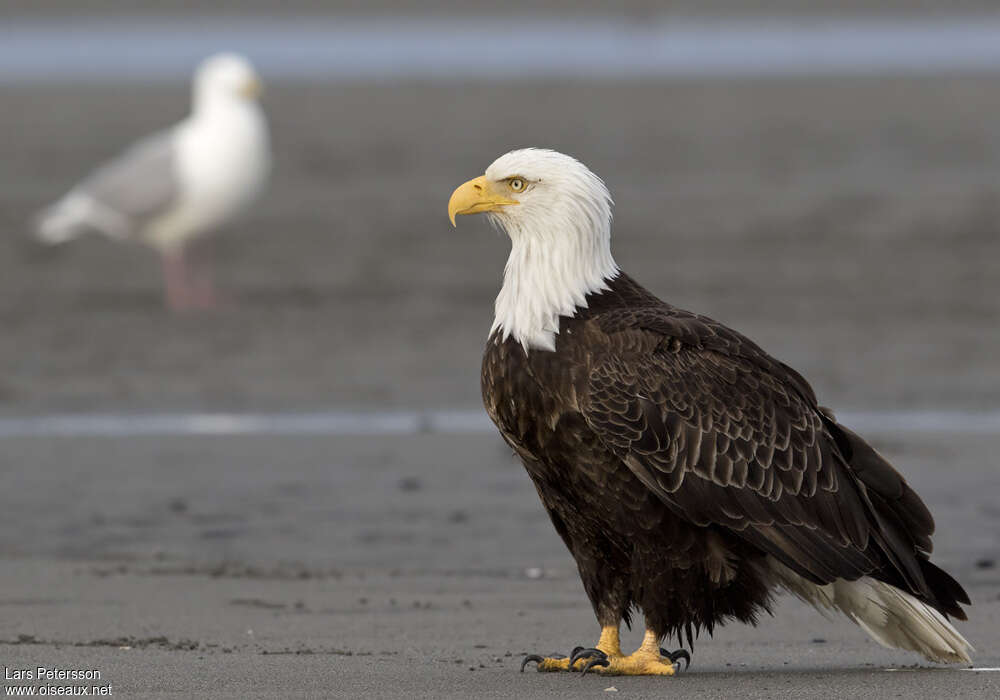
[78, 131, 180, 230]
[36, 130, 180, 243]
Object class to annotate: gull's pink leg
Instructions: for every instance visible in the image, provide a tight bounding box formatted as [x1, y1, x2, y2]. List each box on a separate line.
[162, 249, 194, 312]
[161, 243, 230, 312]
[187, 243, 229, 310]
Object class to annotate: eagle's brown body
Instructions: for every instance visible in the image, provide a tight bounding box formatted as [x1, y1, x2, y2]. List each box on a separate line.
[482, 272, 969, 647]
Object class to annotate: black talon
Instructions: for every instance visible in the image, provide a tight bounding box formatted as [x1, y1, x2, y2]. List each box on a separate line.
[660, 647, 691, 670]
[580, 656, 610, 677]
[520, 654, 544, 672]
[569, 647, 607, 668]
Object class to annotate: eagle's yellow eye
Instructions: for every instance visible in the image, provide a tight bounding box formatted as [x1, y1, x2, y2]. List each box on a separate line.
[509, 178, 525, 192]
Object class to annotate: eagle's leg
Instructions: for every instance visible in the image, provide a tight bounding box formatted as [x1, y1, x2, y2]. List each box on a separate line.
[577, 629, 680, 676]
[520, 625, 622, 672]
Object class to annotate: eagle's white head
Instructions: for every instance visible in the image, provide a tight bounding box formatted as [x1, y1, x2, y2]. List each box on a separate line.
[448, 148, 619, 352]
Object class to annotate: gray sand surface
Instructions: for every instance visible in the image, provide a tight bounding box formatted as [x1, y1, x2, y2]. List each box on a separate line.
[1, 432, 998, 698]
[2, 73, 999, 697]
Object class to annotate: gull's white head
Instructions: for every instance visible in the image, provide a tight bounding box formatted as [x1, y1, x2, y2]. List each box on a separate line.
[192, 53, 263, 111]
[449, 148, 619, 352]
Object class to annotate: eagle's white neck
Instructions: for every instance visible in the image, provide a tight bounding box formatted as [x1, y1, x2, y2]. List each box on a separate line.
[491, 200, 618, 352]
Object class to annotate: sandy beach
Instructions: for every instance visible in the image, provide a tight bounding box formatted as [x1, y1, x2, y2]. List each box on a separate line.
[0, 431, 998, 698]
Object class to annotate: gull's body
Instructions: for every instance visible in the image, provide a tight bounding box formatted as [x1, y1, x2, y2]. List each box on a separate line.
[449, 148, 972, 676]
[34, 53, 270, 311]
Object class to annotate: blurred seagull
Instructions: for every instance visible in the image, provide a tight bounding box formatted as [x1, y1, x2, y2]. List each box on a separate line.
[34, 53, 271, 311]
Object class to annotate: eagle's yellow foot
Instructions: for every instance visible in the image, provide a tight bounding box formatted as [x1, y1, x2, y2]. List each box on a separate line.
[520, 626, 623, 673]
[519, 652, 574, 672]
[578, 649, 677, 676]
[576, 630, 689, 677]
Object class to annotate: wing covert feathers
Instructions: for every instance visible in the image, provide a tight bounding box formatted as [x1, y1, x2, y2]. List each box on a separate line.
[577, 290, 969, 625]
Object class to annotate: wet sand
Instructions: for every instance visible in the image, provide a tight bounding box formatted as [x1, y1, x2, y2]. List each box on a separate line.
[2, 75, 1000, 696]
[0, 432, 998, 698]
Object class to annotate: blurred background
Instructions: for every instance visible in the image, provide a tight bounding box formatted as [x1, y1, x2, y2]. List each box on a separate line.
[1, 3, 999, 691]
[2, 2, 1000, 417]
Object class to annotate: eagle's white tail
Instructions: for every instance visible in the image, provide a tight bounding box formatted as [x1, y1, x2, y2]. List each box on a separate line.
[770, 560, 973, 664]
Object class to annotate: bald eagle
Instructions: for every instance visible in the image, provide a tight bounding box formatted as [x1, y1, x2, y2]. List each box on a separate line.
[448, 149, 972, 676]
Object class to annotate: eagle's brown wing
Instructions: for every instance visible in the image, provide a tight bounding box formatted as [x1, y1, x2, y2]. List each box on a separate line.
[578, 306, 965, 616]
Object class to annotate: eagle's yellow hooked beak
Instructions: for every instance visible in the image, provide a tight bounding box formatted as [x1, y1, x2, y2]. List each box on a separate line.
[448, 175, 519, 226]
